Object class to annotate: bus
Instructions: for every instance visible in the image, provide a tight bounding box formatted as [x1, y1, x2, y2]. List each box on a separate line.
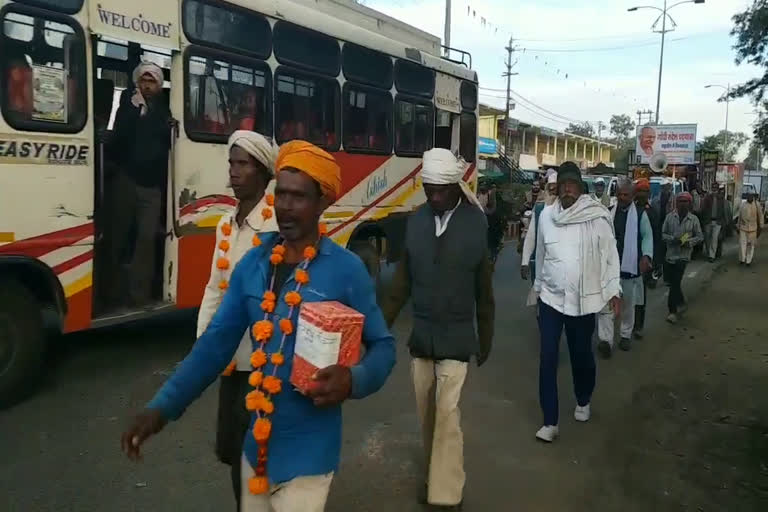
[0, 0, 479, 405]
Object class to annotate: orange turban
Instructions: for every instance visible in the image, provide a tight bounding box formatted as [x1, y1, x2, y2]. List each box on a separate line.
[275, 141, 341, 201]
[634, 178, 650, 192]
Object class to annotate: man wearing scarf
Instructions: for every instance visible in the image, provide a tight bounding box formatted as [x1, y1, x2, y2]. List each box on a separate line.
[533, 162, 621, 442]
[197, 131, 278, 506]
[662, 193, 704, 324]
[108, 61, 172, 308]
[382, 148, 494, 510]
[122, 141, 396, 512]
[596, 179, 653, 357]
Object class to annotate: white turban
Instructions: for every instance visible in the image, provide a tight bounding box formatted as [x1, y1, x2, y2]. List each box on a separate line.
[547, 172, 558, 184]
[131, 61, 164, 116]
[228, 130, 277, 174]
[421, 148, 483, 210]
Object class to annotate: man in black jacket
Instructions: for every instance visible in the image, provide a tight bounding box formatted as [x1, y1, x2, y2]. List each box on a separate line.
[381, 148, 494, 511]
[107, 62, 172, 308]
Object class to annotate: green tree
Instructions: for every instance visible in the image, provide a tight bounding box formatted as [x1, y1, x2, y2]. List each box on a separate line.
[566, 121, 594, 138]
[696, 130, 749, 161]
[743, 139, 765, 169]
[609, 114, 636, 149]
[731, 1, 768, 149]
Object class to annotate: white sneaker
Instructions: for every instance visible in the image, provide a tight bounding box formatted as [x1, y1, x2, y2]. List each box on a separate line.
[574, 404, 591, 422]
[666, 313, 678, 324]
[535, 425, 559, 442]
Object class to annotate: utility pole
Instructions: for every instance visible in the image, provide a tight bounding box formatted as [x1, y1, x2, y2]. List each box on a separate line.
[636, 109, 654, 126]
[443, 0, 451, 57]
[597, 121, 606, 163]
[503, 35, 516, 159]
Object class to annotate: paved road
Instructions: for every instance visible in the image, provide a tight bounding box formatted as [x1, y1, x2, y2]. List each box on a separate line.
[1, 243, 759, 511]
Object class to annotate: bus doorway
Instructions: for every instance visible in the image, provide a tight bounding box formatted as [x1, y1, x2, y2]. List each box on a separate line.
[91, 37, 173, 318]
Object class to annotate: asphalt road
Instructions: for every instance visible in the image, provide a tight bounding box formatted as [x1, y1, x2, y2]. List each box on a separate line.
[1, 243, 762, 511]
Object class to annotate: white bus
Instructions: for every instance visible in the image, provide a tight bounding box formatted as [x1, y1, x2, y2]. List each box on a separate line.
[0, 0, 479, 405]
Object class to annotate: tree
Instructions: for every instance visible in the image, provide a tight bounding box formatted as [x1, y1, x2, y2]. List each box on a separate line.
[609, 114, 636, 149]
[696, 130, 749, 161]
[731, 1, 768, 150]
[566, 121, 594, 138]
[743, 139, 765, 169]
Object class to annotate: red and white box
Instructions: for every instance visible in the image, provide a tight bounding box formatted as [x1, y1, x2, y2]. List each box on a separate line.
[290, 301, 364, 394]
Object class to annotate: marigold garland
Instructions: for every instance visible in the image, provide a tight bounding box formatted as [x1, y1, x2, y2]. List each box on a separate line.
[245, 237, 320, 494]
[262, 208, 273, 220]
[265, 194, 275, 207]
[318, 222, 328, 236]
[218, 280, 229, 291]
[218, 239, 230, 252]
[252, 234, 262, 247]
[221, 223, 232, 236]
[284, 291, 302, 307]
[216, 257, 229, 270]
[221, 361, 237, 377]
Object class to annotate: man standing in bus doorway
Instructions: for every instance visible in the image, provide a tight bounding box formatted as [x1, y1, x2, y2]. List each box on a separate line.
[737, 190, 764, 266]
[197, 131, 278, 508]
[533, 162, 621, 442]
[121, 141, 396, 512]
[107, 61, 172, 309]
[381, 148, 495, 510]
[596, 179, 653, 357]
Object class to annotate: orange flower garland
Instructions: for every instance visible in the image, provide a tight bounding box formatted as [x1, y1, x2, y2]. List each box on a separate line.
[265, 194, 275, 207]
[245, 237, 320, 494]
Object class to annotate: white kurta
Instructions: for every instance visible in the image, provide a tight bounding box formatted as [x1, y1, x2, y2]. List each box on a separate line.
[197, 182, 278, 371]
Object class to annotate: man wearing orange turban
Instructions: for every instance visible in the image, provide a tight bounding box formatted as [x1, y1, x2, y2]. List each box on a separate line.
[275, 140, 341, 202]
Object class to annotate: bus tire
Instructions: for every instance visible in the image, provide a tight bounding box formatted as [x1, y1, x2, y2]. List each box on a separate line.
[0, 280, 46, 409]
[351, 242, 381, 281]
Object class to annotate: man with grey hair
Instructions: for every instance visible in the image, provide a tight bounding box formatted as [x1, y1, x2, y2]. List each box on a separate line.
[597, 178, 653, 357]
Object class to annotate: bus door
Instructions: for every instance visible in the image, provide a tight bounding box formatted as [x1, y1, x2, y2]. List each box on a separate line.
[87, 1, 179, 319]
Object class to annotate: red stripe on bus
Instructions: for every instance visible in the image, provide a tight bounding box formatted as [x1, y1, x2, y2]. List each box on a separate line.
[0, 223, 94, 259]
[52, 249, 93, 276]
[328, 164, 422, 237]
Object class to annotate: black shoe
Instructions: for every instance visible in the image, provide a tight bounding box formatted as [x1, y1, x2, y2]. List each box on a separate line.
[740, 261, 745, 266]
[598, 340, 612, 359]
[619, 337, 632, 351]
[708, 257, 715, 263]
[747, 262, 752, 267]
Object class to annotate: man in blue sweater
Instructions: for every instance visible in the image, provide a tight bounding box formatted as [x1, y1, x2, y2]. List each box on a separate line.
[121, 141, 396, 512]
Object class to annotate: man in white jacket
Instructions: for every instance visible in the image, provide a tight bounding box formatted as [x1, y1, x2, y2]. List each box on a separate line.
[533, 162, 622, 442]
[197, 131, 278, 507]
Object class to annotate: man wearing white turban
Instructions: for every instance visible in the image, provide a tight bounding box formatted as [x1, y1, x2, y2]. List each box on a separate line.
[382, 148, 495, 510]
[107, 61, 172, 308]
[197, 130, 278, 508]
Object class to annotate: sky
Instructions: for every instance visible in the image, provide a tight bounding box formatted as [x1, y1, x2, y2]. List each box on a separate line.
[365, 0, 763, 158]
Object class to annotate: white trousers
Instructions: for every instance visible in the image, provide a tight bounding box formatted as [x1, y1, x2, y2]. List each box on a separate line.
[705, 222, 722, 259]
[739, 230, 757, 264]
[411, 358, 468, 506]
[239, 455, 333, 512]
[598, 277, 641, 346]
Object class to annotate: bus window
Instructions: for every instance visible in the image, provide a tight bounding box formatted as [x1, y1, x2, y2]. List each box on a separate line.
[275, 69, 339, 150]
[460, 81, 478, 112]
[13, 0, 83, 14]
[460, 112, 477, 163]
[394, 59, 434, 98]
[343, 85, 392, 154]
[0, 8, 87, 132]
[183, 0, 271, 59]
[394, 98, 433, 156]
[273, 22, 340, 77]
[185, 50, 272, 142]
[342, 43, 393, 89]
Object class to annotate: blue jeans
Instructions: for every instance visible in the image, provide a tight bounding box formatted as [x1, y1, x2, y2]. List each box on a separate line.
[538, 301, 596, 426]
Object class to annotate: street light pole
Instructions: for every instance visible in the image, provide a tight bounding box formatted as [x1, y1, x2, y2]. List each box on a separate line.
[705, 83, 731, 159]
[654, 0, 667, 124]
[629, 0, 705, 125]
[443, 0, 451, 57]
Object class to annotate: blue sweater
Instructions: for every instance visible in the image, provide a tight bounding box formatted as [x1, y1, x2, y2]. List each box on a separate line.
[147, 234, 396, 483]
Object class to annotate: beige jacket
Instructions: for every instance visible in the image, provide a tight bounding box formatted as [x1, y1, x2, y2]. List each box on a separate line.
[197, 181, 278, 371]
[737, 201, 764, 234]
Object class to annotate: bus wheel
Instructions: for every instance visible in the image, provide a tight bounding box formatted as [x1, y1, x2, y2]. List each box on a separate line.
[0, 280, 46, 409]
[351, 241, 381, 281]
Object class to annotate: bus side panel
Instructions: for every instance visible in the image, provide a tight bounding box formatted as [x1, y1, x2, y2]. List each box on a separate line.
[176, 233, 216, 309]
[0, 222, 94, 333]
